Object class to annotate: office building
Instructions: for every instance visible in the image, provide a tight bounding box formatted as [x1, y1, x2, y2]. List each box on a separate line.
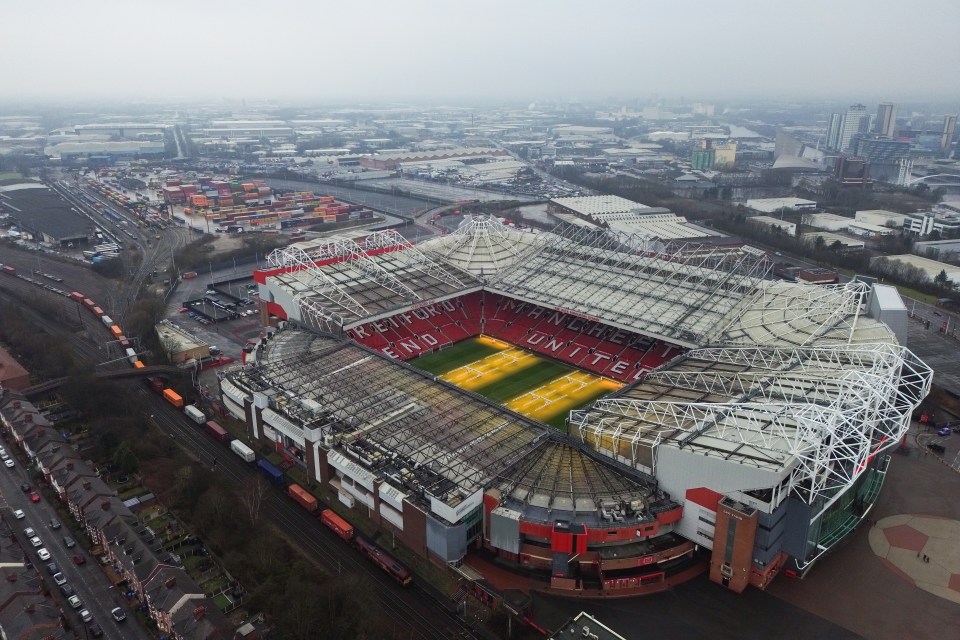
[826, 113, 843, 151]
[941, 115, 957, 158]
[839, 104, 870, 153]
[853, 135, 912, 183]
[874, 103, 897, 138]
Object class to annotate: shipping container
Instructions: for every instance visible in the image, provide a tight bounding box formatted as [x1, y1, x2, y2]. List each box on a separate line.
[184, 405, 206, 424]
[287, 483, 318, 513]
[110, 326, 123, 339]
[133, 360, 145, 369]
[69, 291, 84, 302]
[163, 388, 184, 408]
[205, 420, 230, 443]
[92, 306, 105, 318]
[257, 459, 285, 486]
[125, 347, 138, 365]
[101, 315, 114, 327]
[146, 377, 165, 393]
[320, 509, 354, 541]
[229, 440, 256, 463]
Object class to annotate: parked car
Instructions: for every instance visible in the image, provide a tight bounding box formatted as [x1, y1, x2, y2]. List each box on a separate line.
[79, 609, 92, 623]
[67, 595, 81, 609]
[12, 510, 24, 520]
[29, 536, 42, 548]
[19, 483, 30, 492]
[23, 527, 35, 537]
[63, 536, 76, 548]
[937, 426, 951, 437]
[45, 562, 58, 575]
[5, 459, 15, 468]
[53, 572, 67, 586]
[110, 607, 126, 622]
[37, 548, 51, 561]
[72, 552, 85, 565]
[88, 622, 103, 638]
[59, 584, 74, 597]
[49, 519, 61, 530]
[29, 491, 40, 503]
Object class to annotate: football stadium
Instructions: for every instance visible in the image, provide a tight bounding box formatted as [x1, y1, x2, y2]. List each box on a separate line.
[220, 216, 931, 595]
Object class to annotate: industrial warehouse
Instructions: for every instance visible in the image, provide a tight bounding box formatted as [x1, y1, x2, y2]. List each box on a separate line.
[219, 217, 931, 596]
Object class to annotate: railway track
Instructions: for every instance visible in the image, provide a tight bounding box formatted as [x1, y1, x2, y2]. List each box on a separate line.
[141, 387, 475, 639]
[0, 273, 478, 639]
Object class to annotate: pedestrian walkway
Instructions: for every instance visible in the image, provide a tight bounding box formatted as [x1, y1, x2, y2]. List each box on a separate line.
[868, 514, 960, 604]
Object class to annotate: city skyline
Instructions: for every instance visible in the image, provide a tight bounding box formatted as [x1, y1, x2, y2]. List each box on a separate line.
[2, 0, 959, 103]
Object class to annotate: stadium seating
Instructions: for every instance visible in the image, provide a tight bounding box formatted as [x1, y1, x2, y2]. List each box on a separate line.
[479, 293, 680, 382]
[345, 290, 683, 376]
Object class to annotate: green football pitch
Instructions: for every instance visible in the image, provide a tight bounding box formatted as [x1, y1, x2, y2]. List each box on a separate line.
[410, 337, 617, 430]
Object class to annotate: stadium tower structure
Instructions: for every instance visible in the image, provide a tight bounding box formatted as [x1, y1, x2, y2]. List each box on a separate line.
[223, 217, 930, 596]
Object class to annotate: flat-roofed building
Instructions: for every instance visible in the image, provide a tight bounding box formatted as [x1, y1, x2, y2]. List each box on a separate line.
[747, 215, 796, 236]
[914, 238, 960, 259]
[903, 210, 960, 236]
[871, 254, 960, 284]
[155, 321, 209, 364]
[802, 212, 852, 232]
[745, 197, 817, 213]
[856, 209, 907, 228]
[801, 231, 865, 250]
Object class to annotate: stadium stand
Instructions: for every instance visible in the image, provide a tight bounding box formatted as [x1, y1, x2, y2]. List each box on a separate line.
[345, 291, 681, 381]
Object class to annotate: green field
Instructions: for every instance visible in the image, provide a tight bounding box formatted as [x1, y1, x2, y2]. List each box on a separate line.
[412, 337, 503, 375]
[474, 360, 573, 403]
[411, 337, 618, 432]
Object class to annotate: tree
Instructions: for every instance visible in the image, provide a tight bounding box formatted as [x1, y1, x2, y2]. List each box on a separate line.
[240, 475, 269, 528]
[112, 441, 139, 475]
[935, 269, 950, 289]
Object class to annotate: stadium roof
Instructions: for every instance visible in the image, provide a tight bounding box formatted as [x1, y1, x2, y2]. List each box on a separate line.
[249, 221, 931, 525]
[423, 216, 540, 279]
[227, 329, 670, 522]
[264, 231, 480, 332]
[570, 342, 931, 519]
[264, 221, 903, 350]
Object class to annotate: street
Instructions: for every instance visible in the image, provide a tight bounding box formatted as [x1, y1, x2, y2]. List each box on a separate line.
[0, 451, 150, 640]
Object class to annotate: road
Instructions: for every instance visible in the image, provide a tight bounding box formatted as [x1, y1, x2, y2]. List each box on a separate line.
[267, 178, 436, 217]
[141, 390, 477, 639]
[0, 452, 148, 640]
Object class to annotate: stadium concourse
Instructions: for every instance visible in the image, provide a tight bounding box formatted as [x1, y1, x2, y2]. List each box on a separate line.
[220, 216, 932, 597]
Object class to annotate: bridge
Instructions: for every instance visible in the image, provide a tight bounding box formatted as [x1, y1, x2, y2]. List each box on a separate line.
[19, 365, 185, 397]
[905, 173, 960, 187]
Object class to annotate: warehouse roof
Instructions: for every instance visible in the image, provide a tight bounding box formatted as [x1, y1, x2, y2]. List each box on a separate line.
[0, 182, 91, 241]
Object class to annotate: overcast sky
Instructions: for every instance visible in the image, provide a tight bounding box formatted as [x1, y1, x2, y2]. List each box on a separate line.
[3, 0, 959, 104]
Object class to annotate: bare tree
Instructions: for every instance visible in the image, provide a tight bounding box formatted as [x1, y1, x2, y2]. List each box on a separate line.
[240, 474, 269, 528]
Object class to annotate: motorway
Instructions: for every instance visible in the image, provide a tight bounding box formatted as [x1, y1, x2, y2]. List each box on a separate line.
[0, 453, 148, 640]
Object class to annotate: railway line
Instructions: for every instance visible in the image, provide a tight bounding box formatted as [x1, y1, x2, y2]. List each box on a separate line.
[140, 386, 475, 639]
[0, 272, 480, 639]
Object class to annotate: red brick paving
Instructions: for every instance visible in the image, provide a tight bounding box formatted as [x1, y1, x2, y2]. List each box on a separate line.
[882, 524, 929, 551]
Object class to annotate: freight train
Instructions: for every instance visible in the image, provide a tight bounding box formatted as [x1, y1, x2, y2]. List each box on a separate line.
[3, 265, 413, 588]
[0, 269, 144, 368]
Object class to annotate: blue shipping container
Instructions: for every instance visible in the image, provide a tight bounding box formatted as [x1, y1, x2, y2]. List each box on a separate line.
[257, 459, 285, 485]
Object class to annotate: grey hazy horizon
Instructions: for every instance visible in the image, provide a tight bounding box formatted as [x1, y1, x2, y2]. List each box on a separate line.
[3, 0, 959, 103]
